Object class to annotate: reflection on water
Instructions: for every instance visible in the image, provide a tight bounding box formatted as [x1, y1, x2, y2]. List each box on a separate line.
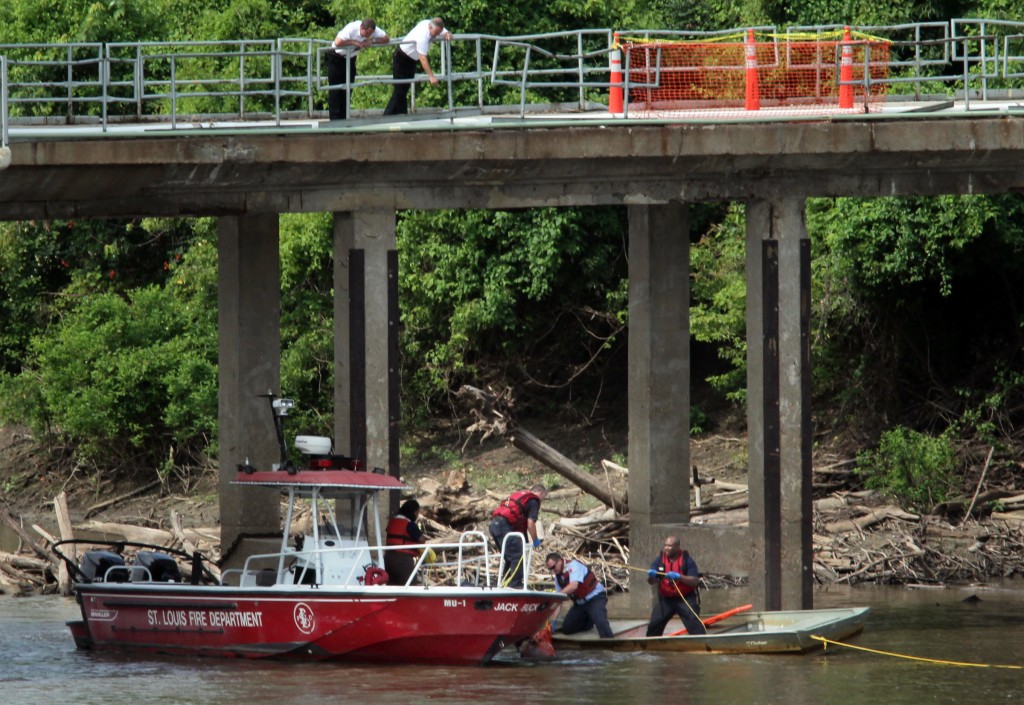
[2, 584, 1023, 705]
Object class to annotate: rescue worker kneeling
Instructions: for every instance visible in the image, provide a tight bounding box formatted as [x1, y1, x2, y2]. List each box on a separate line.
[385, 499, 425, 586]
[546, 552, 613, 638]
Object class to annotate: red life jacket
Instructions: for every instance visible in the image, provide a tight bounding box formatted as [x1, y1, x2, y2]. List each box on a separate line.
[492, 490, 540, 533]
[555, 561, 601, 603]
[385, 515, 419, 556]
[657, 550, 695, 598]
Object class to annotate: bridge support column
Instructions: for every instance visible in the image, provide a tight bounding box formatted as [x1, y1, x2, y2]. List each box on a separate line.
[746, 198, 813, 610]
[338, 211, 400, 507]
[333, 213, 355, 459]
[626, 202, 691, 615]
[217, 214, 282, 566]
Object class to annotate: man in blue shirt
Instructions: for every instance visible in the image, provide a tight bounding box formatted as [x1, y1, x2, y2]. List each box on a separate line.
[546, 552, 613, 638]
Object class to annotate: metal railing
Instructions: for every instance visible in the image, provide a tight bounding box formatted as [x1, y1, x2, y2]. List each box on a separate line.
[1, 55, 8, 150]
[1, 20, 1024, 133]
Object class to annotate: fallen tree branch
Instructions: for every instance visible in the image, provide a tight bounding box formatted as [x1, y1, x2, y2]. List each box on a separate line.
[84, 479, 162, 519]
[509, 427, 628, 514]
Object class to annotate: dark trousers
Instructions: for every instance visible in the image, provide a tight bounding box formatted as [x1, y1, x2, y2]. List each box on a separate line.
[384, 551, 417, 586]
[383, 48, 418, 116]
[559, 593, 613, 638]
[325, 52, 357, 119]
[646, 592, 706, 636]
[489, 516, 525, 588]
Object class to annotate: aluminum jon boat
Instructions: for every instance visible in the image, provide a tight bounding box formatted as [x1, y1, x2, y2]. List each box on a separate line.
[55, 394, 566, 666]
[552, 606, 870, 654]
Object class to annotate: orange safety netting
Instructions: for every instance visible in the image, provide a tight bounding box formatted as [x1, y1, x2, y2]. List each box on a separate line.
[619, 30, 891, 118]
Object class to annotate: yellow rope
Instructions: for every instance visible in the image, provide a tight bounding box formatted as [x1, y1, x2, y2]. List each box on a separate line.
[603, 560, 703, 623]
[500, 553, 525, 588]
[811, 635, 1024, 669]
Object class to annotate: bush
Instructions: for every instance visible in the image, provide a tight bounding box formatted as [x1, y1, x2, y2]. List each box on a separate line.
[0, 232, 218, 476]
[855, 426, 957, 511]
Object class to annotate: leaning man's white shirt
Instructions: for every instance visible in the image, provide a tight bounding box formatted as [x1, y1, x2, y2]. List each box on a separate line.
[335, 21, 387, 56]
[400, 20, 437, 60]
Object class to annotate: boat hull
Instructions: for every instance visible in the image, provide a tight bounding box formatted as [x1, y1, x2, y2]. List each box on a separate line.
[72, 583, 563, 665]
[552, 606, 870, 654]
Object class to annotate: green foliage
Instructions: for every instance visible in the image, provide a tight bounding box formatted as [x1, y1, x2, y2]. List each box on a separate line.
[949, 366, 1024, 446]
[0, 217, 198, 376]
[808, 193, 1024, 425]
[856, 426, 957, 510]
[0, 223, 218, 475]
[279, 212, 336, 438]
[690, 405, 707, 435]
[0, 0, 161, 44]
[812, 195, 994, 299]
[690, 204, 748, 401]
[398, 207, 627, 421]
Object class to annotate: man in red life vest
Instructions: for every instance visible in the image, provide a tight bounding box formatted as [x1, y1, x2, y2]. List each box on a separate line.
[546, 552, 613, 638]
[384, 499, 424, 585]
[489, 483, 546, 588]
[646, 535, 707, 636]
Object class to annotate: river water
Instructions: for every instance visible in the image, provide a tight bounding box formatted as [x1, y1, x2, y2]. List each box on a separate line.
[3, 584, 1022, 705]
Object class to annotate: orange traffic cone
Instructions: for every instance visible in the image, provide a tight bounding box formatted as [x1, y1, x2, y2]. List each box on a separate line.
[745, 29, 760, 111]
[609, 32, 624, 114]
[839, 26, 854, 109]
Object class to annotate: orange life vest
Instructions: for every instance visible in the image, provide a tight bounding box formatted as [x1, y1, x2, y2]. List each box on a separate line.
[555, 561, 601, 603]
[657, 550, 695, 598]
[385, 515, 419, 556]
[491, 490, 540, 533]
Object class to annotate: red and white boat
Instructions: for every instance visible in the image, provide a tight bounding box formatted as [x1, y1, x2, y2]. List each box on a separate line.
[56, 395, 566, 665]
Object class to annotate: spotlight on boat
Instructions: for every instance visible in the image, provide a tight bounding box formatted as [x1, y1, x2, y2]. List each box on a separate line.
[272, 397, 295, 417]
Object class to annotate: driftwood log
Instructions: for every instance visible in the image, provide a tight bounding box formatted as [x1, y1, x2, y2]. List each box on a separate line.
[509, 428, 627, 514]
[457, 384, 628, 513]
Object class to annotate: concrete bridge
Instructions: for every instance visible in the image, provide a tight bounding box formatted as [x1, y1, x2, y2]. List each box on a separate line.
[4, 108, 1024, 612]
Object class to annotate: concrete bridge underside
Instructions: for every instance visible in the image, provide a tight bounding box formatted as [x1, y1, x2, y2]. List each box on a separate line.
[5, 116, 1024, 612]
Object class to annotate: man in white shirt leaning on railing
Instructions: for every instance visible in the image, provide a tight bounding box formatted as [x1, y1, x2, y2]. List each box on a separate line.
[383, 17, 452, 116]
[327, 18, 389, 120]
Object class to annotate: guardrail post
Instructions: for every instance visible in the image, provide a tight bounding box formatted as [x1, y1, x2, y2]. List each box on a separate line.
[101, 48, 109, 132]
[445, 41, 454, 119]
[577, 31, 585, 110]
[0, 55, 10, 166]
[170, 55, 177, 129]
[135, 45, 143, 120]
[274, 47, 282, 126]
[623, 44, 631, 118]
[520, 47, 531, 117]
[66, 45, 74, 122]
[240, 42, 247, 119]
[475, 37, 484, 108]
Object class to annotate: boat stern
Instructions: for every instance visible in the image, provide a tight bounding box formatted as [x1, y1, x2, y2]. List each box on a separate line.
[67, 620, 94, 650]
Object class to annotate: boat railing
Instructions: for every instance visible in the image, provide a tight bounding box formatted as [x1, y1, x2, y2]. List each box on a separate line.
[496, 531, 535, 588]
[226, 531, 537, 590]
[394, 530, 497, 588]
